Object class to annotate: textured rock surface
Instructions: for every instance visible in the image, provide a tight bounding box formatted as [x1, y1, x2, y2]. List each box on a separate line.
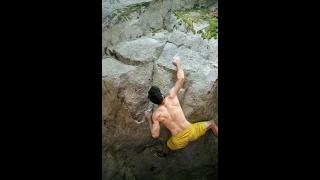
[154, 42, 218, 123]
[102, 0, 154, 27]
[113, 37, 165, 65]
[102, 0, 217, 56]
[102, 1, 218, 179]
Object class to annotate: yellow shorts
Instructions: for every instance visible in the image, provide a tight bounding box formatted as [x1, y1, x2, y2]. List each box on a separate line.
[167, 122, 207, 150]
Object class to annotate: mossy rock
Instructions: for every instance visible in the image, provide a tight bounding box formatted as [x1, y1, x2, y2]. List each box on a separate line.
[174, 7, 218, 40]
[111, 2, 151, 24]
[151, 28, 160, 36]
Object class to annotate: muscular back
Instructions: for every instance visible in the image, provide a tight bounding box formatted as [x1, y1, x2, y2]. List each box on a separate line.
[153, 95, 191, 136]
[151, 58, 189, 136]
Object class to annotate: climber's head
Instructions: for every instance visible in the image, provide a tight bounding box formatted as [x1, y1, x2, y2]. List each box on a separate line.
[148, 86, 165, 104]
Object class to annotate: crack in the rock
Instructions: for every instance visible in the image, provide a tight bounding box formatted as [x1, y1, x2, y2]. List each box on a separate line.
[139, 40, 169, 120]
[149, 39, 170, 85]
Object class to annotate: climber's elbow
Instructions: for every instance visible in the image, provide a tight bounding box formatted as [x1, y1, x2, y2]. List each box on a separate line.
[152, 133, 159, 138]
[151, 130, 159, 138]
[152, 135, 158, 138]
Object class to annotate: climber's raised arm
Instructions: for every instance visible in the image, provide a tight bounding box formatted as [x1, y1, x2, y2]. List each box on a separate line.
[168, 58, 184, 98]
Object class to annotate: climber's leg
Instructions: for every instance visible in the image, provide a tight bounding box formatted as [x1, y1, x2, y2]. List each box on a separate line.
[203, 120, 218, 138]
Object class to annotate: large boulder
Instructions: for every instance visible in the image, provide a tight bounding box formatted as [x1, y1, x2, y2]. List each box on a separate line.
[102, 37, 218, 180]
[102, 57, 157, 179]
[102, 56, 153, 125]
[153, 42, 218, 123]
[113, 37, 165, 65]
[102, 1, 218, 179]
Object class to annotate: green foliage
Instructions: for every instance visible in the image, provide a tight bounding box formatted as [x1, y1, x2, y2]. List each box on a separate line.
[174, 8, 218, 40]
[202, 19, 218, 39]
[151, 28, 160, 36]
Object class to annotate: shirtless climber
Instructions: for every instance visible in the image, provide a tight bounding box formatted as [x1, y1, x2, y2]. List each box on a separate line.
[145, 57, 218, 158]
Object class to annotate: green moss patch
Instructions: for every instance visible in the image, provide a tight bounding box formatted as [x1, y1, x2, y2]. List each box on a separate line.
[151, 28, 160, 36]
[173, 8, 218, 40]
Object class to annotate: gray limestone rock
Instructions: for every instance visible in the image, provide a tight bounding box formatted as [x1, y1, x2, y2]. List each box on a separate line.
[102, 43, 218, 180]
[102, 1, 218, 179]
[153, 43, 218, 122]
[102, 57, 153, 122]
[164, 12, 177, 31]
[167, 30, 188, 46]
[102, 0, 216, 56]
[113, 37, 165, 65]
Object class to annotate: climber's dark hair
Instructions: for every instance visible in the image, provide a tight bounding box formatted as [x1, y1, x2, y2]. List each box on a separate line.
[148, 86, 164, 104]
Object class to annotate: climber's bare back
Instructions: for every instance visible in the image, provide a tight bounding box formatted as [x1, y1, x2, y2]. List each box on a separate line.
[153, 94, 191, 136]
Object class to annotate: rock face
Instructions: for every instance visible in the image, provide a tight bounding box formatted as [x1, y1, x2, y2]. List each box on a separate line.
[102, 1, 218, 180]
[154, 42, 218, 123]
[102, 0, 218, 56]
